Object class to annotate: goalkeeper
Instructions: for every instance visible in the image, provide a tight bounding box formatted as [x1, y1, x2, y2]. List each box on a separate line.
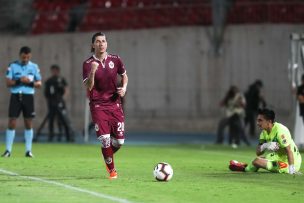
[229, 108, 302, 174]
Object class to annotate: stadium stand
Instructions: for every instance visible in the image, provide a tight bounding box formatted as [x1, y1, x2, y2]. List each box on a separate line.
[29, 0, 304, 35]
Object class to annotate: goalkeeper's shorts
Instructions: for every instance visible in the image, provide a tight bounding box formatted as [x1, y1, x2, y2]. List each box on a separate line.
[264, 152, 302, 173]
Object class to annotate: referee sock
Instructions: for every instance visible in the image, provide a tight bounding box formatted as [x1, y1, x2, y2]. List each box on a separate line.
[25, 129, 33, 152]
[5, 129, 15, 152]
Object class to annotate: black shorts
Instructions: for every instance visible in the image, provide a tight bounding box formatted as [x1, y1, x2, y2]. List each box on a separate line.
[8, 93, 35, 119]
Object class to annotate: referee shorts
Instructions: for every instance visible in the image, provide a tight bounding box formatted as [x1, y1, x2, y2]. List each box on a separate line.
[8, 93, 35, 119]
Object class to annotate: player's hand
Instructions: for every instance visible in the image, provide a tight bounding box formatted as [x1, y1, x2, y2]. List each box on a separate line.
[260, 143, 270, 152]
[20, 76, 31, 84]
[267, 142, 279, 151]
[289, 165, 295, 174]
[117, 87, 126, 97]
[260, 142, 279, 152]
[91, 61, 99, 72]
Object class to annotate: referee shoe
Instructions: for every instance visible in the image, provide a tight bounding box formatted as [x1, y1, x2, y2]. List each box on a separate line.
[1, 150, 11, 157]
[25, 151, 34, 158]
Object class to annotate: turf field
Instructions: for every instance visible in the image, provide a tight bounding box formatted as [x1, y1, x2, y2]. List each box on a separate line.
[0, 143, 303, 203]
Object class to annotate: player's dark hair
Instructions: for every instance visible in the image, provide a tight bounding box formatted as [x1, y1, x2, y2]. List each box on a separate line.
[19, 46, 31, 54]
[91, 32, 106, 52]
[258, 108, 275, 123]
[50, 64, 60, 71]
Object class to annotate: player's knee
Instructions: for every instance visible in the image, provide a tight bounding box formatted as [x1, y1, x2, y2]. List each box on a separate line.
[111, 137, 124, 148]
[98, 134, 111, 148]
[252, 160, 258, 167]
[117, 139, 124, 146]
[252, 158, 262, 167]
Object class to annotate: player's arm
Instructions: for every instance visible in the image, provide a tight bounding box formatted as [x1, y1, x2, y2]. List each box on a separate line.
[256, 143, 264, 156]
[286, 145, 294, 165]
[63, 86, 69, 100]
[256, 140, 279, 156]
[85, 61, 99, 91]
[18, 77, 41, 88]
[285, 145, 296, 174]
[33, 80, 42, 88]
[63, 78, 69, 99]
[6, 77, 19, 87]
[297, 95, 304, 103]
[296, 87, 304, 103]
[117, 72, 128, 97]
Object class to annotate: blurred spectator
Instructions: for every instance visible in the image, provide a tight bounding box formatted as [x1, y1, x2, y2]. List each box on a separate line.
[44, 65, 74, 142]
[67, 0, 88, 32]
[244, 80, 267, 138]
[296, 74, 304, 123]
[216, 86, 250, 147]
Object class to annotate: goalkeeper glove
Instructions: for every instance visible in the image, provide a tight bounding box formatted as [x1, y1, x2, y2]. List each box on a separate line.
[260, 142, 279, 152]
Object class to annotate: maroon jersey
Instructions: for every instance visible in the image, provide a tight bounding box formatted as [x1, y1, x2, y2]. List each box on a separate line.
[83, 54, 126, 107]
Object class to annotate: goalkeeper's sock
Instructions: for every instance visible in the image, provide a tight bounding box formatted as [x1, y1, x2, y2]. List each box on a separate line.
[5, 129, 15, 152]
[245, 163, 258, 172]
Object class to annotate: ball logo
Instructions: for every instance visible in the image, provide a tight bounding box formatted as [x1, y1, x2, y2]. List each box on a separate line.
[153, 162, 173, 181]
[109, 61, 114, 69]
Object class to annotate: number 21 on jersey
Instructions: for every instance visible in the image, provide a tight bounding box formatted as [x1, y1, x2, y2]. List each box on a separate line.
[117, 122, 125, 132]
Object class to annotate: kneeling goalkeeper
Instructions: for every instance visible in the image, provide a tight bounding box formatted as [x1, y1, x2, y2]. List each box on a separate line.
[229, 108, 302, 174]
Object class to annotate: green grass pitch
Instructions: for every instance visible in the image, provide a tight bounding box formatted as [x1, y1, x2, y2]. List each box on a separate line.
[0, 143, 303, 203]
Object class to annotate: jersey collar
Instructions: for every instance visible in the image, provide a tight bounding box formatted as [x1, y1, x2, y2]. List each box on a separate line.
[93, 54, 108, 68]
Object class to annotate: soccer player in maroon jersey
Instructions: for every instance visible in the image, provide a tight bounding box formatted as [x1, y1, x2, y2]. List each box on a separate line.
[82, 32, 128, 179]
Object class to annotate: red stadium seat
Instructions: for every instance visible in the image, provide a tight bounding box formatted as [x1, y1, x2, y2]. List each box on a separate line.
[31, 0, 304, 34]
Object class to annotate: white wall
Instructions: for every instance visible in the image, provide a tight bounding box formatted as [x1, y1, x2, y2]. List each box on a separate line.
[0, 24, 303, 133]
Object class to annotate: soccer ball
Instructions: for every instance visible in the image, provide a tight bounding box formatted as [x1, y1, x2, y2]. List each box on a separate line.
[153, 162, 173, 181]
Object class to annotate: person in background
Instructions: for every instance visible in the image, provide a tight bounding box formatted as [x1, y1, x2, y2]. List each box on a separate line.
[229, 108, 302, 174]
[44, 64, 74, 142]
[216, 86, 250, 148]
[2, 46, 42, 158]
[296, 74, 304, 123]
[82, 32, 128, 179]
[244, 80, 267, 138]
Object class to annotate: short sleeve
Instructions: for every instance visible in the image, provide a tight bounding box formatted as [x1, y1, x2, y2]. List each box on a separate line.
[83, 61, 91, 82]
[117, 56, 126, 75]
[34, 65, 42, 81]
[62, 77, 68, 87]
[6, 65, 13, 79]
[277, 129, 292, 148]
[258, 132, 267, 144]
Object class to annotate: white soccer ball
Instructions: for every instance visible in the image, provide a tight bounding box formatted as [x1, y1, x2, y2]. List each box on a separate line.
[153, 162, 173, 181]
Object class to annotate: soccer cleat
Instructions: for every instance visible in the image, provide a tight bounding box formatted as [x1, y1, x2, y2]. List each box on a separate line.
[109, 169, 118, 179]
[1, 150, 11, 157]
[229, 160, 247, 172]
[25, 151, 34, 158]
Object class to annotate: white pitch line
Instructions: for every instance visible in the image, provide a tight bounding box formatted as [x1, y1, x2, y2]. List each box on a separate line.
[0, 168, 132, 203]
